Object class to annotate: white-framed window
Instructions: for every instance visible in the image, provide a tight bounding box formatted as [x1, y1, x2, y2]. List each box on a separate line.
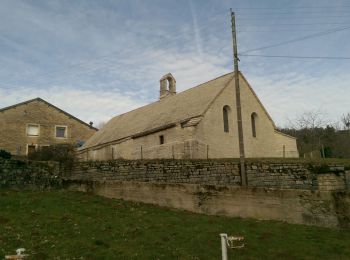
[27, 124, 40, 137]
[55, 125, 67, 138]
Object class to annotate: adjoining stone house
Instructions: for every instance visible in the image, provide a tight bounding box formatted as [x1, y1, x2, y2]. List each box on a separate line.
[78, 72, 298, 160]
[0, 98, 97, 156]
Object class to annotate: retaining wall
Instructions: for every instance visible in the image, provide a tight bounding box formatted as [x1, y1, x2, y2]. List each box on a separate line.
[1, 158, 349, 228]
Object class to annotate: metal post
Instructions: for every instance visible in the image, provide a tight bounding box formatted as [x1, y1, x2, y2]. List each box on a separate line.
[172, 145, 175, 159]
[283, 145, 286, 158]
[141, 146, 143, 160]
[207, 144, 209, 159]
[231, 9, 247, 186]
[220, 233, 228, 260]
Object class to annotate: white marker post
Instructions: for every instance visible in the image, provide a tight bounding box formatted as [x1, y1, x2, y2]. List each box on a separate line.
[220, 233, 228, 260]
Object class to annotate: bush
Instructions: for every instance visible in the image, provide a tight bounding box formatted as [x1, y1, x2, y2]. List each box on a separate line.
[28, 144, 76, 167]
[0, 149, 12, 159]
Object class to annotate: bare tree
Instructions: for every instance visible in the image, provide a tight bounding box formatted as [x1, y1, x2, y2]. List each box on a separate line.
[287, 109, 327, 129]
[341, 113, 350, 130]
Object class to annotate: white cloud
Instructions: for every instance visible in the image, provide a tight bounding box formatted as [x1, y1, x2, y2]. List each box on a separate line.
[0, 87, 145, 126]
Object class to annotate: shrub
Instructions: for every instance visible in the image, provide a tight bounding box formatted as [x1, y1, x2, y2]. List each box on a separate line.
[0, 149, 12, 159]
[28, 144, 76, 167]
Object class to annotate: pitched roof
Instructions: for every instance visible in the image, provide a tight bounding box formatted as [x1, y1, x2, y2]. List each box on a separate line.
[81, 72, 234, 150]
[0, 97, 98, 130]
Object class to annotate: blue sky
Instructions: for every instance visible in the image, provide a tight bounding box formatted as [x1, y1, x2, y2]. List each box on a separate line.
[0, 0, 349, 127]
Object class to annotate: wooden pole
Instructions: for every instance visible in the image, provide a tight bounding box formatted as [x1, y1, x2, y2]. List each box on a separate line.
[207, 144, 209, 159]
[231, 9, 247, 186]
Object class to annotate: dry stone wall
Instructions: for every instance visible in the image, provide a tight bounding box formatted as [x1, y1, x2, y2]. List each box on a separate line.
[70, 160, 242, 186]
[1, 158, 349, 191]
[68, 160, 349, 191]
[0, 159, 61, 189]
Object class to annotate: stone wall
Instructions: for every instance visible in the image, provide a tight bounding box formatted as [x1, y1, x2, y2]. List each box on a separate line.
[68, 160, 349, 191]
[70, 160, 242, 186]
[0, 159, 61, 189]
[1, 158, 349, 228]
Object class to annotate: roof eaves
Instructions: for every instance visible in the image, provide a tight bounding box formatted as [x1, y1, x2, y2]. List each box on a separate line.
[274, 130, 297, 139]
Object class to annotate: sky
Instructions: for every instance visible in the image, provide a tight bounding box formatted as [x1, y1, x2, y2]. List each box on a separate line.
[0, 0, 349, 128]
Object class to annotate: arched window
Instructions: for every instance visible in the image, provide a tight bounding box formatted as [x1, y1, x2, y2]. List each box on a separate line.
[223, 105, 231, 133]
[251, 112, 258, 137]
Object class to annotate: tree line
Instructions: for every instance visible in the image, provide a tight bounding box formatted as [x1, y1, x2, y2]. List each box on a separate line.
[279, 111, 350, 158]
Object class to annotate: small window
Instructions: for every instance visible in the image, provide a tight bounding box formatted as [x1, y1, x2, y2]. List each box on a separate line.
[56, 126, 67, 138]
[27, 124, 39, 136]
[223, 105, 231, 133]
[251, 112, 257, 138]
[159, 135, 164, 145]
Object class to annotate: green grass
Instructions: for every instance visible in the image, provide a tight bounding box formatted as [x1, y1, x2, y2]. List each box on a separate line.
[0, 190, 349, 259]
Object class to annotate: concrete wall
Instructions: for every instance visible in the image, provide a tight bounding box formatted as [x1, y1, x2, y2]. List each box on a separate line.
[65, 181, 350, 229]
[0, 100, 97, 155]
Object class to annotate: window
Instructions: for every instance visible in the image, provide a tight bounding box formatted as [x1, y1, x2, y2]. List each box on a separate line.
[159, 135, 164, 145]
[223, 105, 231, 133]
[251, 112, 258, 137]
[55, 126, 67, 138]
[27, 124, 39, 136]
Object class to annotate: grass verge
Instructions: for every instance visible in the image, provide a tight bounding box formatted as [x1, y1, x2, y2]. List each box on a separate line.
[0, 190, 349, 259]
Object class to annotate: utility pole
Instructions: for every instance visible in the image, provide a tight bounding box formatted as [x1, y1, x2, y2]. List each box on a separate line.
[231, 9, 247, 186]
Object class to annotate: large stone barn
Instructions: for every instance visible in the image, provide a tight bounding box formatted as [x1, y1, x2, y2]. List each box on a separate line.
[78, 72, 298, 160]
[0, 98, 97, 156]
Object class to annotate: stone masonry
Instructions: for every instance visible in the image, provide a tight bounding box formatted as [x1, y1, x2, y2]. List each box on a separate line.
[68, 160, 349, 191]
[0, 98, 97, 156]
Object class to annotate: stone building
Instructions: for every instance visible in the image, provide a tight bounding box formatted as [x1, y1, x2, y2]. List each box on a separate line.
[0, 98, 97, 156]
[78, 72, 298, 160]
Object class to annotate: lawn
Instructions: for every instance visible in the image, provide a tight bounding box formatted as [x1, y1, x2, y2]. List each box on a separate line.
[0, 190, 349, 259]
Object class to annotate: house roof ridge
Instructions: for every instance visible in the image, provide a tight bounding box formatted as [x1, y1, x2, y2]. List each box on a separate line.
[107, 71, 234, 121]
[81, 72, 234, 150]
[0, 97, 98, 130]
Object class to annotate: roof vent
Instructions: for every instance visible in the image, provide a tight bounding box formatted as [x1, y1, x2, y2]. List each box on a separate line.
[160, 73, 176, 99]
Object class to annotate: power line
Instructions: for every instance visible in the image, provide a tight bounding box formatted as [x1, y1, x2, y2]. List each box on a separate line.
[238, 29, 331, 33]
[237, 16, 350, 20]
[238, 23, 350, 27]
[239, 54, 350, 60]
[240, 25, 350, 54]
[233, 6, 350, 10]
[235, 11, 350, 15]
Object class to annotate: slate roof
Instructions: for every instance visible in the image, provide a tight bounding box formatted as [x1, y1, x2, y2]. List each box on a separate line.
[80, 71, 296, 150]
[81, 72, 234, 150]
